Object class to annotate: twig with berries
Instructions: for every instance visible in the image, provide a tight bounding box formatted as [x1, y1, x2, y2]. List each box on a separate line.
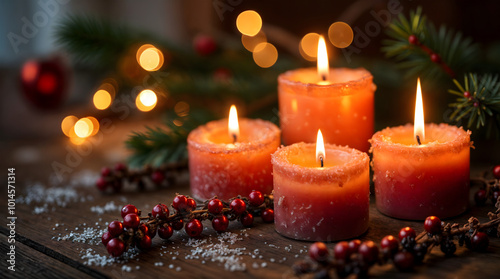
[95, 162, 187, 193]
[472, 165, 500, 206]
[101, 191, 274, 257]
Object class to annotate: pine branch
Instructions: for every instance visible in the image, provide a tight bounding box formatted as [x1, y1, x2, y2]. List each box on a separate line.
[449, 73, 500, 137]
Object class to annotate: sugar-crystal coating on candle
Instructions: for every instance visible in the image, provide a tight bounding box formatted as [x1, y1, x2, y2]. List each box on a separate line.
[278, 67, 375, 152]
[370, 123, 471, 220]
[188, 118, 280, 200]
[272, 143, 369, 241]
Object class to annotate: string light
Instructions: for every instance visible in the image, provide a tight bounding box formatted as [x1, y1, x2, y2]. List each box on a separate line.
[136, 44, 164, 71]
[136, 89, 158, 112]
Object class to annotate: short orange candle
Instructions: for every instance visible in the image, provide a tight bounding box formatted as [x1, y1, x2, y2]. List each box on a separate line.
[272, 130, 370, 241]
[278, 36, 375, 152]
[188, 106, 280, 200]
[370, 79, 472, 220]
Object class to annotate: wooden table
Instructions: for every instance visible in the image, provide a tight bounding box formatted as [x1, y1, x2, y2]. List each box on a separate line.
[1, 121, 499, 279]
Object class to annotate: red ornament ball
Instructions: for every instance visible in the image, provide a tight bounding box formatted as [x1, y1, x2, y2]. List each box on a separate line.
[194, 34, 217, 56]
[424, 216, 442, 234]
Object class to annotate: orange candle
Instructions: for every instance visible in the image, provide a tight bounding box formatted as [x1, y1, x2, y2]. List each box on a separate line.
[370, 79, 472, 220]
[272, 130, 370, 241]
[188, 106, 280, 200]
[278, 36, 375, 152]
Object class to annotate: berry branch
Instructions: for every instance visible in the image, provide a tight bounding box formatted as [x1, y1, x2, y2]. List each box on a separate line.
[407, 34, 455, 78]
[102, 191, 274, 257]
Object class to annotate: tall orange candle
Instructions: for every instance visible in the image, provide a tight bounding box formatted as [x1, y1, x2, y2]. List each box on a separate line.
[370, 79, 472, 220]
[188, 106, 280, 200]
[272, 130, 370, 241]
[278, 36, 375, 152]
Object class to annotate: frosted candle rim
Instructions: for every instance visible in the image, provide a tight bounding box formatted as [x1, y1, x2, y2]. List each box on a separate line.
[187, 118, 280, 154]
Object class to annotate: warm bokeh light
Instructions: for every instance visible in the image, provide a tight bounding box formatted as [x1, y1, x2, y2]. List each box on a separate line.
[414, 78, 425, 143]
[241, 31, 267, 52]
[236, 10, 262, 36]
[61, 115, 78, 137]
[228, 105, 240, 142]
[299, 33, 320, 61]
[316, 129, 325, 167]
[87, 116, 100, 136]
[328, 21, 354, 48]
[317, 36, 330, 81]
[252, 42, 278, 68]
[93, 89, 112, 110]
[174, 101, 190, 117]
[69, 136, 86, 145]
[136, 89, 157, 112]
[136, 44, 164, 71]
[74, 118, 93, 138]
[22, 60, 38, 82]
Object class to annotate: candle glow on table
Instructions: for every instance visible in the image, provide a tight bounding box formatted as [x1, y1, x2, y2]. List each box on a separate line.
[272, 130, 370, 241]
[188, 106, 280, 200]
[278, 36, 375, 152]
[370, 79, 472, 220]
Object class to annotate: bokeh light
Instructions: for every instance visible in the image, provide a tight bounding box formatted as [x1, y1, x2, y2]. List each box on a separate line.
[174, 101, 190, 117]
[236, 10, 262, 36]
[87, 116, 100, 136]
[136, 89, 157, 112]
[93, 89, 112, 110]
[299, 32, 320, 61]
[241, 31, 267, 52]
[61, 115, 78, 137]
[74, 118, 93, 138]
[252, 42, 278, 68]
[328, 22, 354, 48]
[136, 44, 164, 71]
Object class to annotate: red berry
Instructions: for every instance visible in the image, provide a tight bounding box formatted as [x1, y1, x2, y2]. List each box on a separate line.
[114, 162, 127, 172]
[348, 239, 361, 254]
[123, 213, 140, 229]
[171, 219, 184, 230]
[491, 191, 500, 204]
[309, 242, 329, 262]
[96, 177, 108, 191]
[152, 204, 169, 220]
[107, 238, 125, 257]
[333, 241, 350, 260]
[108, 220, 123, 237]
[101, 231, 113, 246]
[475, 189, 487, 205]
[408, 35, 418, 45]
[473, 101, 479, 108]
[139, 224, 149, 236]
[158, 224, 173, 239]
[230, 198, 246, 215]
[359, 241, 379, 264]
[393, 251, 414, 271]
[261, 208, 274, 223]
[240, 212, 254, 227]
[424, 216, 442, 234]
[493, 165, 500, 179]
[463, 91, 471, 98]
[399, 227, 416, 240]
[208, 199, 224, 214]
[121, 204, 138, 218]
[172, 195, 188, 211]
[194, 34, 217, 56]
[380, 235, 399, 255]
[248, 191, 265, 206]
[101, 167, 111, 177]
[212, 215, 229, 233]
[471, 232, 489, 252]
[430, 53, 441, 63]
[186, 198, 197, 211]
[137, 235, 152, 250]
[185, 219, 203, 237]
[151, 171, 165, 185]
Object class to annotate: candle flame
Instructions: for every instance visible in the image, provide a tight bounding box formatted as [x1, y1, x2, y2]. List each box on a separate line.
[317, 36, 329, 82]
[316, 129, 325, 167]
[414, 78, 425, 144]
[228, 105, 240, 142]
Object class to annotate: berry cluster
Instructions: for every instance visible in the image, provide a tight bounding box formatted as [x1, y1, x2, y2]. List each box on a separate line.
[473, 164, 500, 206]
[294, 214, 499, 278]
[408, 34, 455, 77]
[101, 191, 274, 257]
[95, 162, 186, 193]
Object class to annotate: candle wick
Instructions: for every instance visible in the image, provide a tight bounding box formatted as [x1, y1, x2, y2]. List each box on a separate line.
[320, 156, 324, 168]
[232, 134, 237, 144]
[321, 74, 327, 81]
[416, 135, 422, 145]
